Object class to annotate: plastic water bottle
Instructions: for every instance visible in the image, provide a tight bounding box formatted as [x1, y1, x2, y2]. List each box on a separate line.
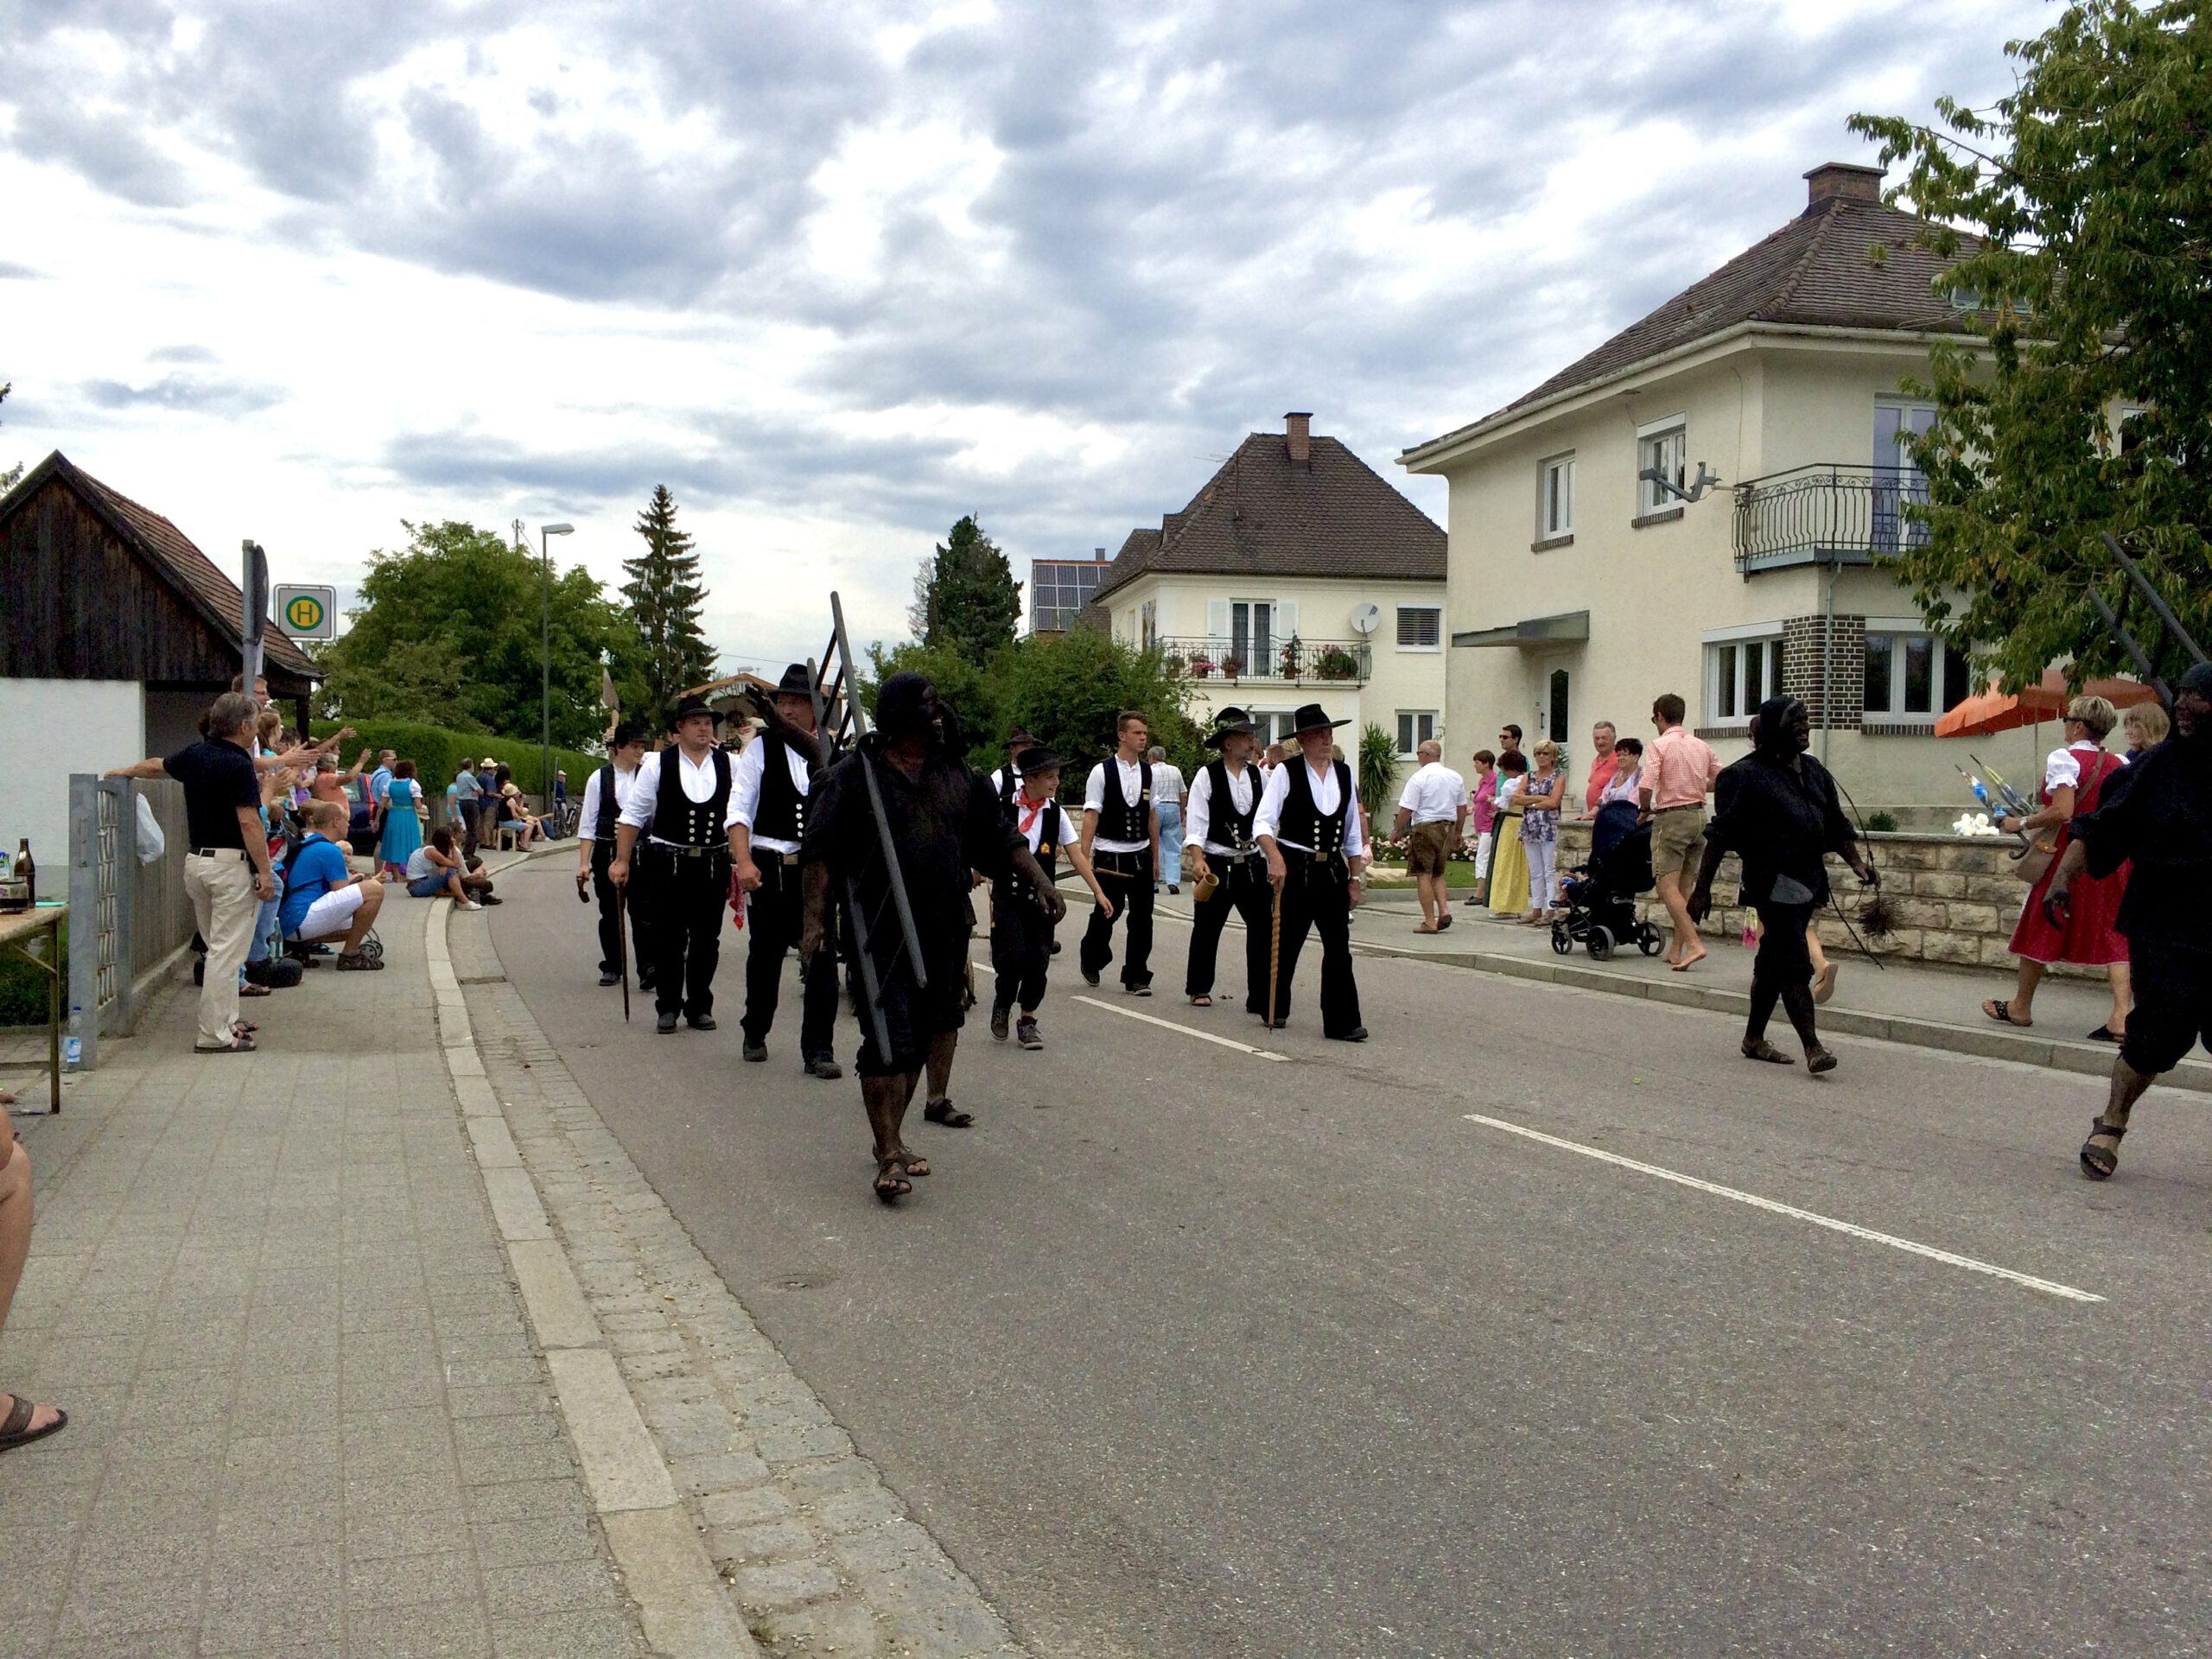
[63, 1002, 83, 1071]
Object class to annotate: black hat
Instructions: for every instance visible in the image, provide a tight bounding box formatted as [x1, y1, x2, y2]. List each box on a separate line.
[874, 671, 934, 741]
[1290, 702, 1349, 734]
[611, 719, 653, 748]
[671, 695, 724, 727]
[1005, 724, 1036, 749]
[1014, 745, 1065, 778]
[1205, 706, 1258, 748]
[772, 664, 814, 698]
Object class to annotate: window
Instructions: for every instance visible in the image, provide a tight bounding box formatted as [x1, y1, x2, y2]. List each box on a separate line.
[1232, 601, 1275, 671]
[1863, 630, 1973, 720]
[1140, 598, 1157, 651]
[1873, 403, 1936, 551]
[1539, 453, 1574, 539]
[1249, 709, 1298, 747]
[1637, 423, 1685, 515]
[1395, 711, 1437, 757]
[1707, 637, 1786, 723]
[1396, 606, 1441, 651]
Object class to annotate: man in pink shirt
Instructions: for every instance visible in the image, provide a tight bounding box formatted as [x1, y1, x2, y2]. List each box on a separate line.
[1579, 720, 1619, 817]
[1638, 692, 1721, 970]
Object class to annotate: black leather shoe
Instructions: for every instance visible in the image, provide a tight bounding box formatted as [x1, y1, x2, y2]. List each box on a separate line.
[599, 971, 620, 987]
[742, 1041, 766, 1062]
[1327, 1026, 1369, 1042]
[689, 1014, 717, 1032]
[636, 975, 656, 992]
[656, 1012, 677, 1034]
[1082, 969, 1100, 987]
[804, 1055, 842, 1079]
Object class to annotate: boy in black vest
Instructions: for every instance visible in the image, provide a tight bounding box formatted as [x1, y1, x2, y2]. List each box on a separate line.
[1253, 702, 1370, 1040]
[1078, 710, 1159, 994]
[991, 747, 1113, 1050]
[575, 720, 653, 989]
[1183, 708, 1272, 1013]
[731, 664, 841, 1077]
[610, 696, 734, 1034]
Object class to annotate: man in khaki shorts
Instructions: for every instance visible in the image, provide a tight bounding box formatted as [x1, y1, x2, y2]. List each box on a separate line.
[1393, 739, 1466, 934]
[1638, 692, 1720, 970]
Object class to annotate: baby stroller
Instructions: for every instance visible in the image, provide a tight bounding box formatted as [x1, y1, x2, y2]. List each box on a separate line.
[1551, 799, 1664, 962]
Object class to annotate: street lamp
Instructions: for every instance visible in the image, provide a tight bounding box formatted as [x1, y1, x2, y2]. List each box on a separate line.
[539, 523, 575, 817]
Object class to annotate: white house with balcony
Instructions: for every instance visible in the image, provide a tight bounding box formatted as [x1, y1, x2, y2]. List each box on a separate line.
[1088, 413, 1448, 771]
[1402, 162, 2007, 818]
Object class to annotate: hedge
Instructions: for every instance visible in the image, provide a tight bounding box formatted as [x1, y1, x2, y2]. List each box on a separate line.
[309, 721, 603, 813]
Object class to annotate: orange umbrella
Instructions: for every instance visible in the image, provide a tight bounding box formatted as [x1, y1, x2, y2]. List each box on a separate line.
[1935, 670, 2159, 738]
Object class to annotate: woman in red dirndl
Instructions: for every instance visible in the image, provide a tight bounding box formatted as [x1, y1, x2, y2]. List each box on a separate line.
[1981, 697, 2132, 1041]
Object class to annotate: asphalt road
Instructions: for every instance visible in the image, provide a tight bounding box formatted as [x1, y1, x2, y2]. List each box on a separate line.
[492, 858, 2212, 1657]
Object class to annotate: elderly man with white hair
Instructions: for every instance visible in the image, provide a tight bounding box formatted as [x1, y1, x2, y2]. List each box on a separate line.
[1392, 739, 1466, 934]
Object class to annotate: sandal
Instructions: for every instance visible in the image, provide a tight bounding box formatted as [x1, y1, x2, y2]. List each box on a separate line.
[1813, 963, 1838, 1006]
[336, 951, 385, 972]
[1741, 1039, 1795, 1065]
[238, 981, 273, 998]
[1188, 995, 1213, 1007]
[0, 1392, 67, 1455]
[1982, 999, 2032, 1028]
[923, 1099, 974, 1129]
[2087, 1027, 2123, 1044]
[897, 1148, 931, 1178]
[1804, 1046, 1838, 1076]
[2080, 1116, 2127, 1180]
[873, 1157, 912, 1204]
[194, 1034, 257, 1054]
[232, 1020, 259, 1036]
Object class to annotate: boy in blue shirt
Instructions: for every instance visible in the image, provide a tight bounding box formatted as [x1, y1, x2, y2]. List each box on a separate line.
[283, 802, 388, 969]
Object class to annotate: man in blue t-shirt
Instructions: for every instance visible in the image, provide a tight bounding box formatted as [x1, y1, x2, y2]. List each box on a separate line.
[281, 802, 388, 969]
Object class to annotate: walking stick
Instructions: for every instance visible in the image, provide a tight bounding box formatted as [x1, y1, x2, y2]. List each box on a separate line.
[617, 891, 631, 1022]
[1266, 880, 1283, 1031]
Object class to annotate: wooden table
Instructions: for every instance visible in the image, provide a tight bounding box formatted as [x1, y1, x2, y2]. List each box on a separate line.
[1, 901, 67, 1116]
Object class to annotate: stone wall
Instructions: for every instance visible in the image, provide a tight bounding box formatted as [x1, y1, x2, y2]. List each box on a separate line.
[1553, 823, 2089, 976]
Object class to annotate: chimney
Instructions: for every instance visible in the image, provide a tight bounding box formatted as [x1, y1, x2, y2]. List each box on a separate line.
[1803, 162, 1884, 210]
[1285, 410, 1313, 465]
[1094, 546, 1106, 561]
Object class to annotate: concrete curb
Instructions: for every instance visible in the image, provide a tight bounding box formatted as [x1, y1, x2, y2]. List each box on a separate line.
[427, 898, 761, 1659]
[1052, 881, 2212, 1094]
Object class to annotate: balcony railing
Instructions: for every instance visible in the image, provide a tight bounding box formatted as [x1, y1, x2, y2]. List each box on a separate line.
[1149, 636, 1372, 686]
[1732, 463, 1931, 575]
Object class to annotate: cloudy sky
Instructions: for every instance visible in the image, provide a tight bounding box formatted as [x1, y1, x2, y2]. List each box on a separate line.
[1, 0, 2049, 671]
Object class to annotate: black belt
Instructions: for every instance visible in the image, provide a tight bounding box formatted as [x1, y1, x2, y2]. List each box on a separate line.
[648, 842, 729, 860]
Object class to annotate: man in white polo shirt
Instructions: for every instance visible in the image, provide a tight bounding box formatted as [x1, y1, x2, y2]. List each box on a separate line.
[1392, 739, 1466, 934]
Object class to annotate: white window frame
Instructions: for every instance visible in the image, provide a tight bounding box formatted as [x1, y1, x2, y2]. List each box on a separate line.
[1139, 597, 1157, 651]
[1395, 605, 1441, 652]
[1861, 620, 1973, 724]
[1637, 418, 1686, 516]
[1248, 709, 1298, 747]
[1395, 710, 1438, 758]
[1704, 635, 1786, 725]
[1538, 451, 1575, 539]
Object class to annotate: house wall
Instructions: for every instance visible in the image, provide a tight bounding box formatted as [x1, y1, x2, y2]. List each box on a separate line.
[1100, 571, 1448, 784]
[0, 677, 145, 874]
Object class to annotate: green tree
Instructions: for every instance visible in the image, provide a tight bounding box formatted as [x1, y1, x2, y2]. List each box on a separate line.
[916, 515, 1021, 659]
[1850, 1, 2212, 691]
[314, 520, 642, 748]
[0, 382, 21, 493]
[623, 485, 715, 727]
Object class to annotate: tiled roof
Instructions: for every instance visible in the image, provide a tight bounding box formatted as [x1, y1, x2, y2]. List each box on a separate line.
[7, 451, 321, 680]
[1408, 194, 1978, 459]
[1092, 431, 1445, 607]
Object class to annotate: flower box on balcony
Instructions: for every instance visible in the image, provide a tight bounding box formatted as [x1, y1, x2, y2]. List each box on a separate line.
[1312, 647, 1360, 681]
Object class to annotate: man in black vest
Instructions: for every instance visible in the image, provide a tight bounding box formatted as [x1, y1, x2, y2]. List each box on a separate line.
[985, 725, 1036, 824]
[1078, 710, 1159, 994]
[575, 720, 654, 989]
[1254, 702, 1370, 1040]
[610, 695, 734, 1034]
[731, 664, 841, 1078]
[991, 746, 1114, 1051]
[1183, 708, 1272, 1014]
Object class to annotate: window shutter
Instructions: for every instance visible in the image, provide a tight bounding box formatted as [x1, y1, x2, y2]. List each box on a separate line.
[1206, 600, 1229, 653]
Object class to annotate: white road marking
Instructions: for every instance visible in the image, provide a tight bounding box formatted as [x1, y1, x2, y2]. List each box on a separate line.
[1461, 1112, 2103, 1304]
[1071, 996, 1291, 1062]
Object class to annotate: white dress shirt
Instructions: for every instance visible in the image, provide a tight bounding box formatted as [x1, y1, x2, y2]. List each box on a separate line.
[1255, 758, 1368, 858]
[617, 748, 739, 844]
[575, 762, 641, 842]
[1083, 756, 1155, 855]
[1397, 761, 1466, 824]
[1014, 791, 1078, 854]
[728, 734, 813, 855]
[1184, 762, 1259, 856]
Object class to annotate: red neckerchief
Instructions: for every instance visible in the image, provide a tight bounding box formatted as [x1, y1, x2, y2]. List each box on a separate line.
[1018, 792, 1051, 840]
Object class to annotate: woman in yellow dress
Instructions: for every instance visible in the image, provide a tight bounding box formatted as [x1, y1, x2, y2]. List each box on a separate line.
[1486, 751, 1531, 918]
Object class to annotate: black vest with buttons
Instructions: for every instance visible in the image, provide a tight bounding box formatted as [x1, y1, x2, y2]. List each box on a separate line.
[754, 734, 808, 846]
[1006, 796, 1061, 901]
[1205, 759, 1262, 856]
[1100, 757, 1152, 842]
[592, 764, 620, 843]
[996, 765, 1020, 827]
[650, 748, 732, 848]
[1276, 759, 1351, 855]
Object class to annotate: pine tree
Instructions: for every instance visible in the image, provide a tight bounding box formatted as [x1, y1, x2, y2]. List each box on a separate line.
[918, 515, 1020, 658]
[623, 485, 715, 727]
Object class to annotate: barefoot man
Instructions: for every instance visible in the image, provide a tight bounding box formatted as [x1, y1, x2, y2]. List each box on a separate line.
[802, 672, 1064, 1203]
[1638, 692, 1720, 971]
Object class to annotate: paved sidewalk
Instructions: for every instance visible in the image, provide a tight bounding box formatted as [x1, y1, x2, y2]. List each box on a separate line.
[0, 881, 652, 1658]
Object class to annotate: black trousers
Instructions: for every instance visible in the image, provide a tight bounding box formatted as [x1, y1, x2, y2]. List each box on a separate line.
[1268, 852, 1363, 1036]
[1746, 899, 1817, 1046]
[642, 844, 730, 1020]
[1185, 855, 1270, 1011]
[741, 855, 839, 1057]
[990, 886, 1054, 1013]
[589, 839, 653, 981]
[1079, 849, 1155, 988]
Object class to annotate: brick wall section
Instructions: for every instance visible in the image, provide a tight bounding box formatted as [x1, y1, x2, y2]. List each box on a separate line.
[1555, 824, 2102, 978]
[1781, 613, 1866, 730]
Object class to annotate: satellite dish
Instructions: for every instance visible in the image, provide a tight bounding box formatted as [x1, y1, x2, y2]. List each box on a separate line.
[1349, 601, 1382, 636]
